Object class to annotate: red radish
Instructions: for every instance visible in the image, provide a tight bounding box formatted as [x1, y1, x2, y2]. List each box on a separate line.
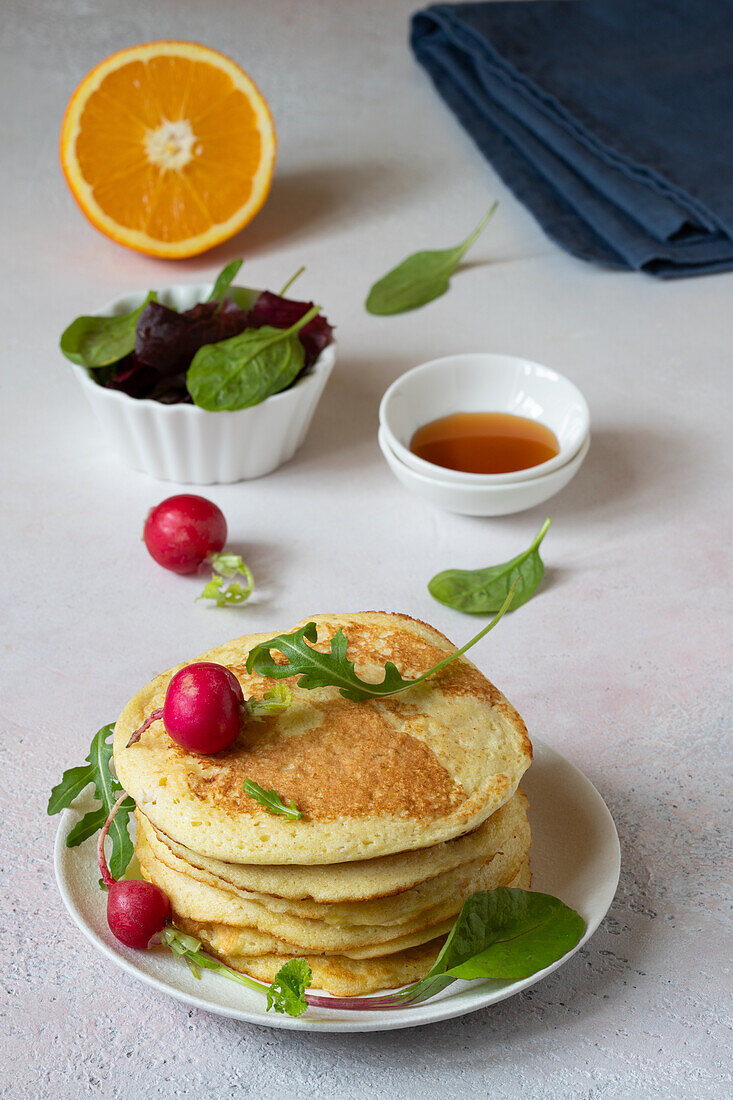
[143, 494, 227, 574]
[98, 793, 171, 949]
[127, 662, 244, 753]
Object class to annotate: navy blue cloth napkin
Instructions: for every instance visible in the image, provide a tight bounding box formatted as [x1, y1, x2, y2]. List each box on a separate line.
[411, 1, 733, 276]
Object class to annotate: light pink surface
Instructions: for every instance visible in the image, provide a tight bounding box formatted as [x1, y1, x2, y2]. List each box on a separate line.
[1, 1, 731, 1097]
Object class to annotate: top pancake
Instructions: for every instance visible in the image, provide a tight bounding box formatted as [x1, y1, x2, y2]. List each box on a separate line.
[113, 612, 532, 864]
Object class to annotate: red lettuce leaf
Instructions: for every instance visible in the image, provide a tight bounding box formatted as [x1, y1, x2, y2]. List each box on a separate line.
[99, 289, 333, 402]
[134, 299, 249, 376]
[246, 292, 334, 368]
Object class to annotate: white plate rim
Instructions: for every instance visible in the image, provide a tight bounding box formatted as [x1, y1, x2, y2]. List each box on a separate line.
[54, 738, 620, 1033]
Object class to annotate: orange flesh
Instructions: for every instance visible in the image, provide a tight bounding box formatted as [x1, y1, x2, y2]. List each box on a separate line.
[60, 43, 276, 257]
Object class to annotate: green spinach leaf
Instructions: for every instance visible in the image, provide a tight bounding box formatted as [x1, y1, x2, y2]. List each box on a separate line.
[186, 304, 320, 411]
[246, 581, 516, 702]
[223, 285, 262, 312]
[429, 518, 551, 614]
[48, 724, 136, 880]
[365, 203, 497, 315]
[207, 259, 243, 302]
[400, 888, 585, 1005]
[60, 291, 157, 368]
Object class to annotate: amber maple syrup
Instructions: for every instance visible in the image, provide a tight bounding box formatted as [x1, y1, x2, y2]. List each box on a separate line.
[410, 411, 559, 475]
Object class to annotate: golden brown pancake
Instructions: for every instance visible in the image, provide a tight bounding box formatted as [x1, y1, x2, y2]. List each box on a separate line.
[136, 805, 530, 953]
[114, 612, 532, 864]
[137, 789, 529, 920]
[179, 861, 532, 997]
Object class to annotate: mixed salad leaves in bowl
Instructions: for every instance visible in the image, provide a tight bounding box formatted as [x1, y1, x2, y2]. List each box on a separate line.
[60, 261, 336, 483]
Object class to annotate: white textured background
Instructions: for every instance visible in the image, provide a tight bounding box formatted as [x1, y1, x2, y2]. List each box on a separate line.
[1, 1, 731, 1097]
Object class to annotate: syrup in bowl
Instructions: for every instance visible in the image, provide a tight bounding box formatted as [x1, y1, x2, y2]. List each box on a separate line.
[409, 411, 559, 475]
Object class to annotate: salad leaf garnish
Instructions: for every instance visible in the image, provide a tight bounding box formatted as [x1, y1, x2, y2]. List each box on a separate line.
[134, 299, 249, 377]
[208, 259, 243, 302]
[60, 291, 157, 368]
[428, 888, 585, 984]
[197, 576, 253, 607]
[244, 685, 293, 720]
[365, 203, 498, 315]
[246, 582, 517, 702]
[245, 292, 334, 368]
[243, 779, 303, 820]
[266, 959, 312, 1017]
[60, 268, 334, 406]
[304, 888, 586, 1012]
[186, 305, 321, 411]
[208, 553, 255, 580]
[48, 724, 135, 880]
[429, 519, 551, 614]
[198, 554, 255, 608]
[163, 928, 312, 1016]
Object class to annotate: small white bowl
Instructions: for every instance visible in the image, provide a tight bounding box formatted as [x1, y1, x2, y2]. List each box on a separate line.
[379, 353, 589, 485]
[378, 427, 589, 516]
[69, 283, 336, 484]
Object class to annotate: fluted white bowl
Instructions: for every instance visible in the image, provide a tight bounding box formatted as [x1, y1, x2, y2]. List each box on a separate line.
[69, 283, 336, 483]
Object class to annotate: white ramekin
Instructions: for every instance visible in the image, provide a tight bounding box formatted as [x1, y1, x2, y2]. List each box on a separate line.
[69, 283, 336, 483]
[378, 427, 589, 516]
[379, 353, 589, 485]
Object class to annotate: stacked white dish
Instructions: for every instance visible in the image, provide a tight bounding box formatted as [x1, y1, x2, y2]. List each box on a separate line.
[378, 354, 590, 516]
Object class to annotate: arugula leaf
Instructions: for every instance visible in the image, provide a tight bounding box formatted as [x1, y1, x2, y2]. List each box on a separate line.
[246, 582, 517, 702]
[207, 259, 243, 302]
[198, 554, 254, 607]
[266, 959, 312, 1017]
[186, 304, 321, 411]
[365, 203, 497, 315]
[47, 724, 136, 880]
[245, 685, 293, 720]
[47, 764, 93, 815]
[243, 779, 303, 820]
[60, 291, 157, 368]
[66, 806, 108, 846]
[429, 518, 551, 614]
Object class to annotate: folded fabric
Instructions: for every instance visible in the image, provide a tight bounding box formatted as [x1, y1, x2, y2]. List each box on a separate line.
[410, 1, 733, 277]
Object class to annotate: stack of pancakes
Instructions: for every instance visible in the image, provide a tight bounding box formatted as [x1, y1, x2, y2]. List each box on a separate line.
[114, 612, 533, 997]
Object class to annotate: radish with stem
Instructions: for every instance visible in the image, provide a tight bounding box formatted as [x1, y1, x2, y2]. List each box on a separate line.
[126, 662, 292, 751]
[98, 793, 171, 949]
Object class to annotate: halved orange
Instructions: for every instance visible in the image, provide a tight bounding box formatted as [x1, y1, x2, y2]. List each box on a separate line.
[60, 41, 276, 258]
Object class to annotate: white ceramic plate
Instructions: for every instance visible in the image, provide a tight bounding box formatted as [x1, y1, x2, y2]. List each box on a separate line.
[54, 739, 619, 1033]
